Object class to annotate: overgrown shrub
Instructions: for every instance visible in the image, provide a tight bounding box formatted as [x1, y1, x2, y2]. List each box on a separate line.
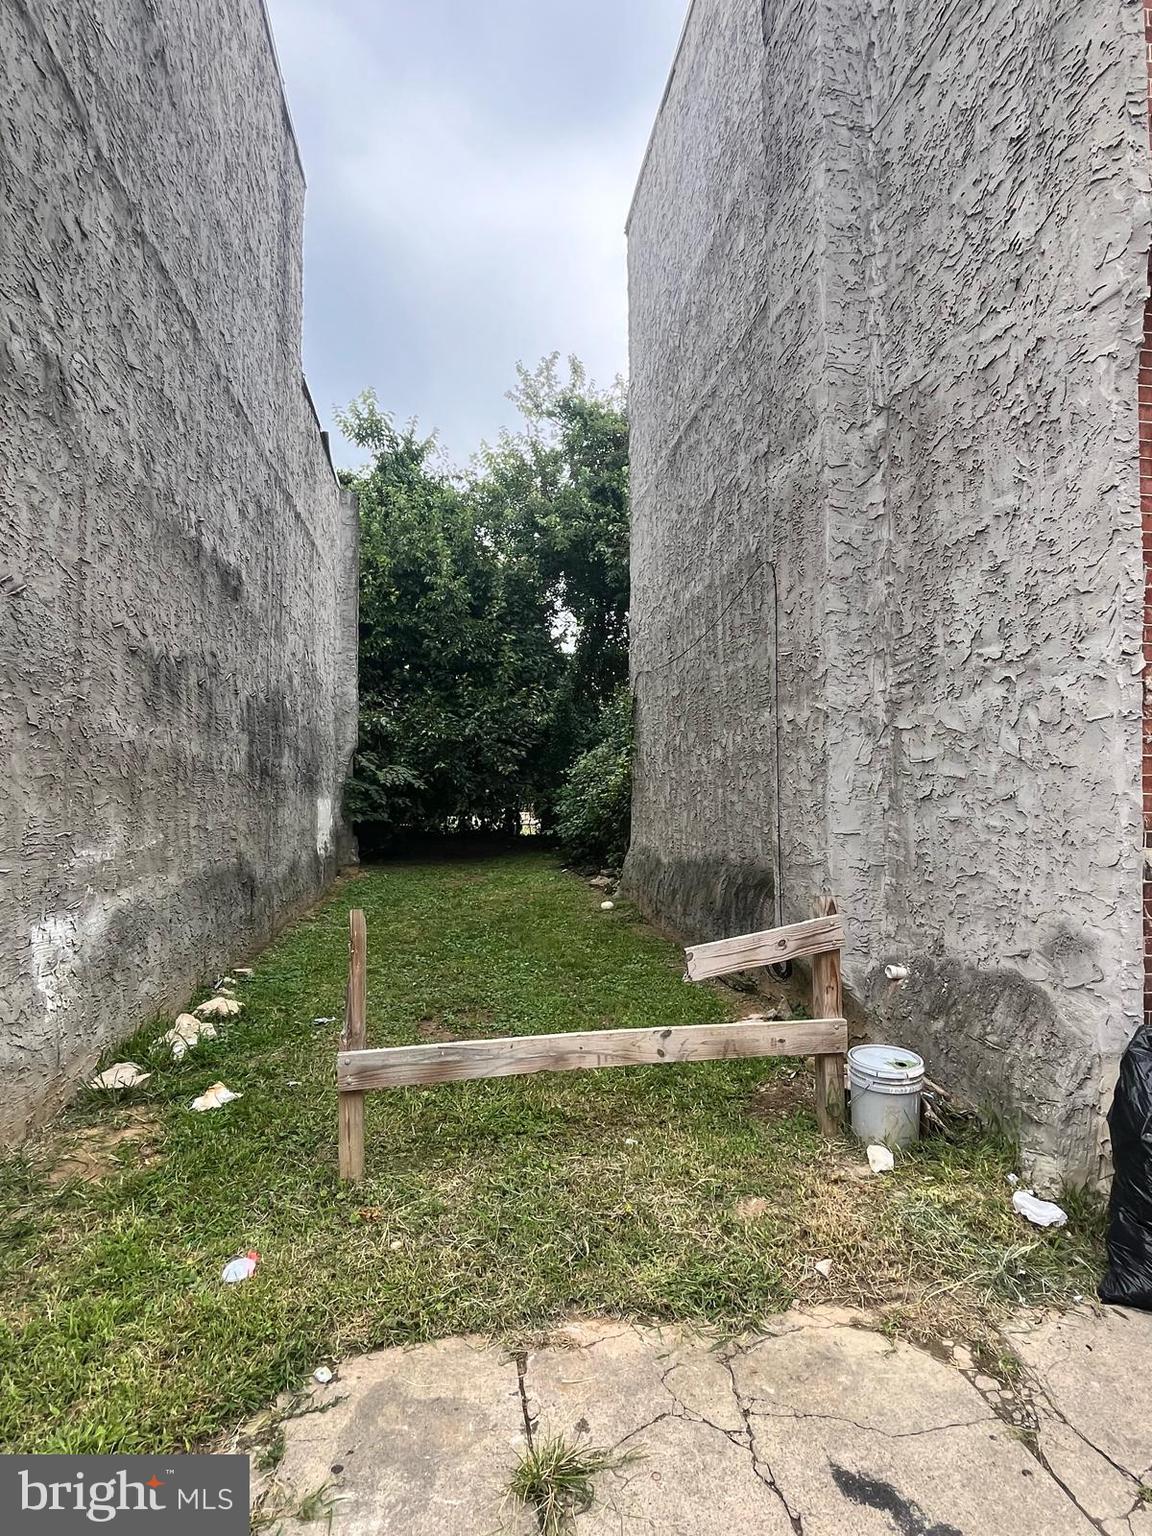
[554, 690, 633, 868]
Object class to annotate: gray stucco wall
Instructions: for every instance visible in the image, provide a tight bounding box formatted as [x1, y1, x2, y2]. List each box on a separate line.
[625, 0, 1149, 1185]
[0, 0, 358, 1141]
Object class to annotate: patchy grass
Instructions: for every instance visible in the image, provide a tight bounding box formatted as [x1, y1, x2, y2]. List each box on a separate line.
[507, 1433, 632, 1534]
[0, 853, 1104, 1453]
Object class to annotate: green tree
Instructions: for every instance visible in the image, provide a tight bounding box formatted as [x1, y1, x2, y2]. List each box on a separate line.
[339, 391, 561, 838]
[338, 359, 630, 849]
[473, 355, 629, 822]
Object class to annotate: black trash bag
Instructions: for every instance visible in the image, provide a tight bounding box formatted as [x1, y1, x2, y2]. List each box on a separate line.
[1100, 1024, 1152, 1308]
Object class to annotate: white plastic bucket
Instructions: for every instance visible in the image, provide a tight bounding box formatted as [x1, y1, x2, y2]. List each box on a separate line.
[848, 1044, 925, 1149]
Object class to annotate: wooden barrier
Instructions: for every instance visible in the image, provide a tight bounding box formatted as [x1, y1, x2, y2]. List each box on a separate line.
[809, 897, 848, 1135]
[336, 899, 848, 1180]
[338, 909, 367, 1182]
[684, 913, 844, 981]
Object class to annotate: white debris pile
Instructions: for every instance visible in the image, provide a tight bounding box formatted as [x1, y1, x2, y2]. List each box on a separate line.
[91, 1062, 151, 1091]
[157, 1013, 218, 1061]
[195, 995, 243, 1019]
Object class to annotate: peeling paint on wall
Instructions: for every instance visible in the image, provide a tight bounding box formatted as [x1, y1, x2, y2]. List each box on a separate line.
[0, 0, 359, 1141]
[624, 0, 1149, 1184]
[315, 796, 335, 860]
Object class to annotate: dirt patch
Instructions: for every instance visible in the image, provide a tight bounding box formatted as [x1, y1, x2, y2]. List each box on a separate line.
[45, 1110, 163, 1186]
[416, 1006, 496, 1042]
[747, 1068, 815, 1120]
[734, 1195, 774, 1222]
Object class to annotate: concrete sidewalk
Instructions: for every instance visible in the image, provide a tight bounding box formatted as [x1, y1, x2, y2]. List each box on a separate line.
[255, 1305, 1152, 1535]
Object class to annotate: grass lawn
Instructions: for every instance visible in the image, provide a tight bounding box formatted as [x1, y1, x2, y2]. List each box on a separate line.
[0, 852, 1103, 1454]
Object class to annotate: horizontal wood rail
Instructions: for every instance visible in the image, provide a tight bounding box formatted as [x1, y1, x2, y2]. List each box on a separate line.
[336, 897, 850, 1180]
[338, 1015, 847, 1092]
[684, 913, 844, 982]
[683, 898, 847, 1137]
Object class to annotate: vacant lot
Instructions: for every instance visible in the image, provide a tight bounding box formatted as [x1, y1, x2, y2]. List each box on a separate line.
[0, 853, 1102, 1453]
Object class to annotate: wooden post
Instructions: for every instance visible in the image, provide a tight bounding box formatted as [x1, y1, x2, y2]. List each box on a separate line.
[811, 895, 846, 1135]
[338, 909, 368, 1181]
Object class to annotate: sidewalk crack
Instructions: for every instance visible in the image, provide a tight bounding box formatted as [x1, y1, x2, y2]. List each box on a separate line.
[721, 1350, 804, 1534]
[514, 1351, 535, 1449]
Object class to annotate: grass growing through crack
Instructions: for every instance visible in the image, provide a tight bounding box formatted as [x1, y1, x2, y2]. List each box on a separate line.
[508, 1434, 631, 1534]
[293, 1481, 343, 1524]
[0, 852, 1105, 1454]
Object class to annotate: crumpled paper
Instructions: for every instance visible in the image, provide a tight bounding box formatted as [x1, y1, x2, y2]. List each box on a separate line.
[221, 1250, 260, 1283]
[1012, 1189, 1067, 1228]
[195, 996, 243, 1019]
[91, 1063, 151, 1090]
[191, 1082, 242, 1112]
[158, 1014, 217, 1060]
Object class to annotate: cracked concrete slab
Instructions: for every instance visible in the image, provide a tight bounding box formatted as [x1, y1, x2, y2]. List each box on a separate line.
[257, 1307, 1152, 1535]
[729, 1322, 1095, 1535]
[1003, 1304, 1152, 1532]
[523, 1320, 796, 1533]
[1008, 1306, 1152, 1481]
[263, 1336, 534, 1535]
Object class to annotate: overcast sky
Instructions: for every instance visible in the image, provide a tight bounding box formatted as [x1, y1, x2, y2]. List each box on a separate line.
[263, 0, 687, 468]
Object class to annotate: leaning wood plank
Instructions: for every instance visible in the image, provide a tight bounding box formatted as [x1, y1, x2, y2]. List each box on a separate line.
[811, 896, 847, 1136]
[338, 909, 368, 1182]
[338, 1017, 848, 1091]
[684, 915, 844, 981]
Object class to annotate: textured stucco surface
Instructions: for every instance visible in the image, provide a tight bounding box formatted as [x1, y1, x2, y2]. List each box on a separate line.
[625, 0, 1150, 1183]
[0, 0, 358, 1141]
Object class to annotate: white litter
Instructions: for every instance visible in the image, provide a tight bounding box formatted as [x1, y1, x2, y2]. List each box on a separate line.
[221, 1250, 260, 1283]
[91, 1062, 151, 1091]
[1012, 1190, 1067, 1228]
[191, 1082, 242, 1112]
[884, 964, 909, 981]
[389, 1240, 403, 1251]
[814, 1258, 833, 1278]
[286, 1079, 301, 1087]
[313, 1366, 333, 1385]
[158, 1013, 218, 1061]
[195, 996, 242, 1019]
[234, 968, 254, 977]
[624, 1138, 637, 1146]
[313, 1016, 336, 1026]
[866, 1144, 895, 1174]
[600, 900, 615, 911]
[1006, 1172, 1019, 1186]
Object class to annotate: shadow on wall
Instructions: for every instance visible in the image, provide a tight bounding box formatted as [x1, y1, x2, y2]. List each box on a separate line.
[622, 844, 777, 945]
[864, 956, 1105, 1189]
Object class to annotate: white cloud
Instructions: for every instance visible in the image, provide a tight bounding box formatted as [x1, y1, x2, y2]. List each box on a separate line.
[265, 0, 684, 461]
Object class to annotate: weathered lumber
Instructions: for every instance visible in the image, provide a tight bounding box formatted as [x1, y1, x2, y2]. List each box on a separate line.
[684, 914, 844, 981]
[811, 896, 847, 1136]
[337, 1015, 848, 1092]
[338, 909, 368, 1181]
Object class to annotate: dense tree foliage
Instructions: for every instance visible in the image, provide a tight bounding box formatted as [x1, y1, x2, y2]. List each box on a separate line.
[554, 687, 633, 868]
[339, 357, 630, 854]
